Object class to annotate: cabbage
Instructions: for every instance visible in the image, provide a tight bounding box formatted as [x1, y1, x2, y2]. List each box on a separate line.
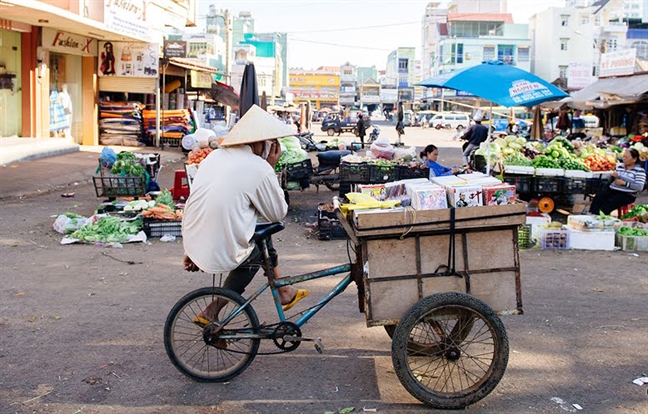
[495, 138, 507, 149]
[515, 137, 527, 146]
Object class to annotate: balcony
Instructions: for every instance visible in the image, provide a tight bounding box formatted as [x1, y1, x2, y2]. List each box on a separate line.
[598, 23, 628, 34]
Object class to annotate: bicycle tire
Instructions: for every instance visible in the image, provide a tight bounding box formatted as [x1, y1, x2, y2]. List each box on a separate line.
[391, 292, 508, 409]
[164, 287, 260, 382]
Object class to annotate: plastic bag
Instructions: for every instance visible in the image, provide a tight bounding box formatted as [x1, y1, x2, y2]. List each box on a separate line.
[370, 138, 395, 160]
[393, 146, 417, 162]
[53, 214, 90, 234]
[98, 147, 118, 169]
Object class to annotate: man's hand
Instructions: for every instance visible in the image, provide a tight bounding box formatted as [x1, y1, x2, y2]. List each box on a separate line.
[611, 171, 619, 179]
[183, 255, 200, 272]
[266, 139, 281, 168]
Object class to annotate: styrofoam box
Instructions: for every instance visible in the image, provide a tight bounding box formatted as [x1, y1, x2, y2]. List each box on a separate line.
[457, 172, 488, 181]
[568, 228, 615, 251]
[504, 165, 535, 175]
[564, 170, 593, 179]
[527, 214, 552, 242]
[535, 168, 565, 177]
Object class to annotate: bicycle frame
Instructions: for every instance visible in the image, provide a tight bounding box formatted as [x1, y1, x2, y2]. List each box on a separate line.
[216, 237, 353, 338]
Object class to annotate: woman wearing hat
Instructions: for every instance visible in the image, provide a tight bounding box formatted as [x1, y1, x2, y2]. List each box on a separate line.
[182, 105, 310, 330]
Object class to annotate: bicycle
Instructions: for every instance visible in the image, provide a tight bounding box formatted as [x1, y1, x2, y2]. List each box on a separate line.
[164, 217, 511, 409]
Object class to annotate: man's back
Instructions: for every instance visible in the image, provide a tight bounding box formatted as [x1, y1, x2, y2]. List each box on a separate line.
[182, 146, 287, 273]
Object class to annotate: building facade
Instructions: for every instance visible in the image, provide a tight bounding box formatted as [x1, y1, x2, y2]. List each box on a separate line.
[0, 0, 196, 144]
[339, 62, 357, 107]
[289, 69, 340, 109]
[386, 47, 416, 103]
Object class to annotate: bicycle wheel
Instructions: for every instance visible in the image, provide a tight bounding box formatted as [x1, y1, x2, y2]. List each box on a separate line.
[164, 287, 260, 382]
[391, 292, 508, 409]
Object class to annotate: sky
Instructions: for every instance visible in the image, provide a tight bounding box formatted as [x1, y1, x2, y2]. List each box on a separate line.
[195, 0, 567, 70]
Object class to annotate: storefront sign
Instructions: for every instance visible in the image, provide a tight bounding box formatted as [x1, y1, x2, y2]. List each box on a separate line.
[567, 62, 592, 90]
[380, 89, 397, 103]
[43, 28, 97, 56]
[599, 49, 636, 78]
[190, 70, 212, 88]
[360, 95, 380, 104]
[164, 40, 187, 58]
[104, 0, 150, 41]
[98, 41, 159, 78]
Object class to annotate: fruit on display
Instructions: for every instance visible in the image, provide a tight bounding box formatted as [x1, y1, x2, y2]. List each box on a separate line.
[583, 154, 616, 171]
[187, 148, 213, 165]
[503, 152, 533, 166]
[558, 156, 590, 171]
[532, 154, 560, 169]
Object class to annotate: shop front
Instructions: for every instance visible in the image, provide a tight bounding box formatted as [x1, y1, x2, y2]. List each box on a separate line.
[0, 20, 31, 138]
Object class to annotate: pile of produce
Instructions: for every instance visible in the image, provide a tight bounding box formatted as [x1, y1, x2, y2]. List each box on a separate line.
[141, 203, 182, 220]
[617, 226, 648, 237]
[583, 154, 616, 171]
[495, 135, 528, 157]
[503, 152, 533, 166]
[187, 148, 213, 165]
[620, 204, 648, 222]
[275, 136, 309, 172]
[532, 154, 560, 169]
[558, 157, 590, 171]
[111, 152, 147, 177]
[69, 216, 142, 243]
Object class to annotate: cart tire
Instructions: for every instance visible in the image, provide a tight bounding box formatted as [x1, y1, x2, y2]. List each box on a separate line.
[164, 287, 260, 382]
[391, 292, 509, 409]
[538, 196, 555, 213]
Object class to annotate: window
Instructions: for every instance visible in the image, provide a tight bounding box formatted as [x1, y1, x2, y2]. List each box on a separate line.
[398, 59, 408, 70]
[560, 38, 569, 51]
[518, 47, 530, 62]
[561, 15, 569, 26]
[581, 17, 589, 25]
[483, 46, 495, 61]
[498, 44, 514, 63]
[607, 38, 618, 51]
[457, 43, 464, 64]
[559, 65, 568, 79]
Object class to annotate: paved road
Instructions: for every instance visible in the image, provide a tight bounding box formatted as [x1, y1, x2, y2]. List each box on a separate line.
[0, 124, 647, 413]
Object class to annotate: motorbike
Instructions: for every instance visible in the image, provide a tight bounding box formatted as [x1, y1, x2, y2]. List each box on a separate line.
[369, 125, 380, 143]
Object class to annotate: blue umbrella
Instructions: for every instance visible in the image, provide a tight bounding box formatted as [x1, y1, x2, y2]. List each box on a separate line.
[417, 61, 568, 108]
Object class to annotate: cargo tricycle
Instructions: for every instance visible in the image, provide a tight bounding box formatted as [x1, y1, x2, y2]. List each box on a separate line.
[164, 199, 525, 409]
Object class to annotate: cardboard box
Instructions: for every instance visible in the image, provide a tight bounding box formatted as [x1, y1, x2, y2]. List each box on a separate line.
[410, 185, 448, 210]
[483, 183, 516, 206]
[358, 184, 386, 201]
[447, 184, 483, 208]
[430, 175, 467, 187]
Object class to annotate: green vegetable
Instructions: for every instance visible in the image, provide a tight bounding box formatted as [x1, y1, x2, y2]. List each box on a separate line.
[156, 189, 174, 208]
[621, 204, 648, 220]
[69, 217, 142, 243]
[503, 152, 533, 166]
[63, 212, 83, 219]
[617, 226, 648, 236]
[117, 151, 136, 160]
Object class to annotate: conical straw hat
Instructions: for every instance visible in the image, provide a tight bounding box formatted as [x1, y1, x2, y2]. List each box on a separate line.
[220, 105, 296, 146]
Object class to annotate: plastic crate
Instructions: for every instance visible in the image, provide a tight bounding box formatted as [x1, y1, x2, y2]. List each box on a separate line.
[340, 162, 370, 182]
[161, 136, 182, 147]
[285, 159, 313, 181]
[143, 218, 182, 238]
[397, 165, 430, 180]
[617, 234, 648, 251]
[539, 229, 570, 250]
[518, 224, 535, 249]
[318, 203, 348, 240]
[586, 177, 609, 194]
[93, 176, 147, 198]
[368, 163, 398, 183]
[562, 178, 588, 194]
[503, 174, 533, 194]
[533, 177, 562, 193]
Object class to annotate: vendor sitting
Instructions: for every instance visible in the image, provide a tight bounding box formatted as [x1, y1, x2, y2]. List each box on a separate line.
[421, 144, 460, 178]
[590, 148, 646, 215]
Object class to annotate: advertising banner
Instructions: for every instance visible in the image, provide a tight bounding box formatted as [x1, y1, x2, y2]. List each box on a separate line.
[567, 62, 592, 90]
[43, 28, 97, 56]
[104, 0, 150, 41]
[380, 89, 397, 103]
[98, 41, 159, 77]
[599, 49, 636, 78]
[164, 40, 187, 58]
[190, 70, 212, 88]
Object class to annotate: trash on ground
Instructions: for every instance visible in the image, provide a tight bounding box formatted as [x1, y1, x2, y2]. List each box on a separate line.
[160, 234, 176, 242]
[633, 377, 648, 386]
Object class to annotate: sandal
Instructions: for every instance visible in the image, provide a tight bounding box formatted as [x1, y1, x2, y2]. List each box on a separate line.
[282, 289, 310, 311]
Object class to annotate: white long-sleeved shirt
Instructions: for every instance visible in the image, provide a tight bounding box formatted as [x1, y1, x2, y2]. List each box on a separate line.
[182, 146, 288, 274]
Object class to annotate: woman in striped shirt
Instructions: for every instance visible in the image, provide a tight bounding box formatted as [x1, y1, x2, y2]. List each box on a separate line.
[590, 148, 646, 215]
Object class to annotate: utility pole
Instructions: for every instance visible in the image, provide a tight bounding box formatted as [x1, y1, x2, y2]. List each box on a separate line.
[224, 9, 232, 121]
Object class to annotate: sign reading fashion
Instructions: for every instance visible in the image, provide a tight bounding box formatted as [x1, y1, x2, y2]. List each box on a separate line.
[104, 0, 150, 41]
[42, 28, 97, 56]
[98, 41, 159, 78]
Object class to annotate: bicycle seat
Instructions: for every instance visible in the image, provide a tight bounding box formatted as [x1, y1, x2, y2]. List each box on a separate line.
[252, 222, 285, 242]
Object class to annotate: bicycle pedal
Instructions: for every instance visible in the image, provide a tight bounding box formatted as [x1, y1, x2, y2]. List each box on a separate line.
[314, 337, 324, 354]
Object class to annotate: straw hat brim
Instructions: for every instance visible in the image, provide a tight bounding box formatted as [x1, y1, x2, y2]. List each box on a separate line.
[220, 105, 296, 146]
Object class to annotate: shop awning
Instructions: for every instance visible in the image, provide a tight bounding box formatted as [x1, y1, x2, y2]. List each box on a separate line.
[168, 58, 223, 75]
[206, 81, 239, 107]
[0, 0, 151, 42]
[571, 73, 648, 102]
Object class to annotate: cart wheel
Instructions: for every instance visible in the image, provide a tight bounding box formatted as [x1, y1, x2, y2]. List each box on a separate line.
[391, 292, 509, 409]
[538, 196, 555, 213]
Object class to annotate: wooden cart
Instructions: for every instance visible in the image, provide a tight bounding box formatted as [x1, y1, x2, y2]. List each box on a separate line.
[335, 201, 526, 409]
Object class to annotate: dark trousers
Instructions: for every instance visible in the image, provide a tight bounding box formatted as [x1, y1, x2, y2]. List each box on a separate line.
[589, 186, 636, 215]
[223, 238, 278, 295]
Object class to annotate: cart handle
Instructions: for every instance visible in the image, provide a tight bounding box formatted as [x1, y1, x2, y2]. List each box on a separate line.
[332, 197, 360, 246]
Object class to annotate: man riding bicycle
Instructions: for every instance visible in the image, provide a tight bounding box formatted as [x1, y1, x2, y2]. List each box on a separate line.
[182, 105, 310, 327]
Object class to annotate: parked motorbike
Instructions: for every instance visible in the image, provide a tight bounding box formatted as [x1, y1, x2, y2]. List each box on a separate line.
[369, 125, 380, 143]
